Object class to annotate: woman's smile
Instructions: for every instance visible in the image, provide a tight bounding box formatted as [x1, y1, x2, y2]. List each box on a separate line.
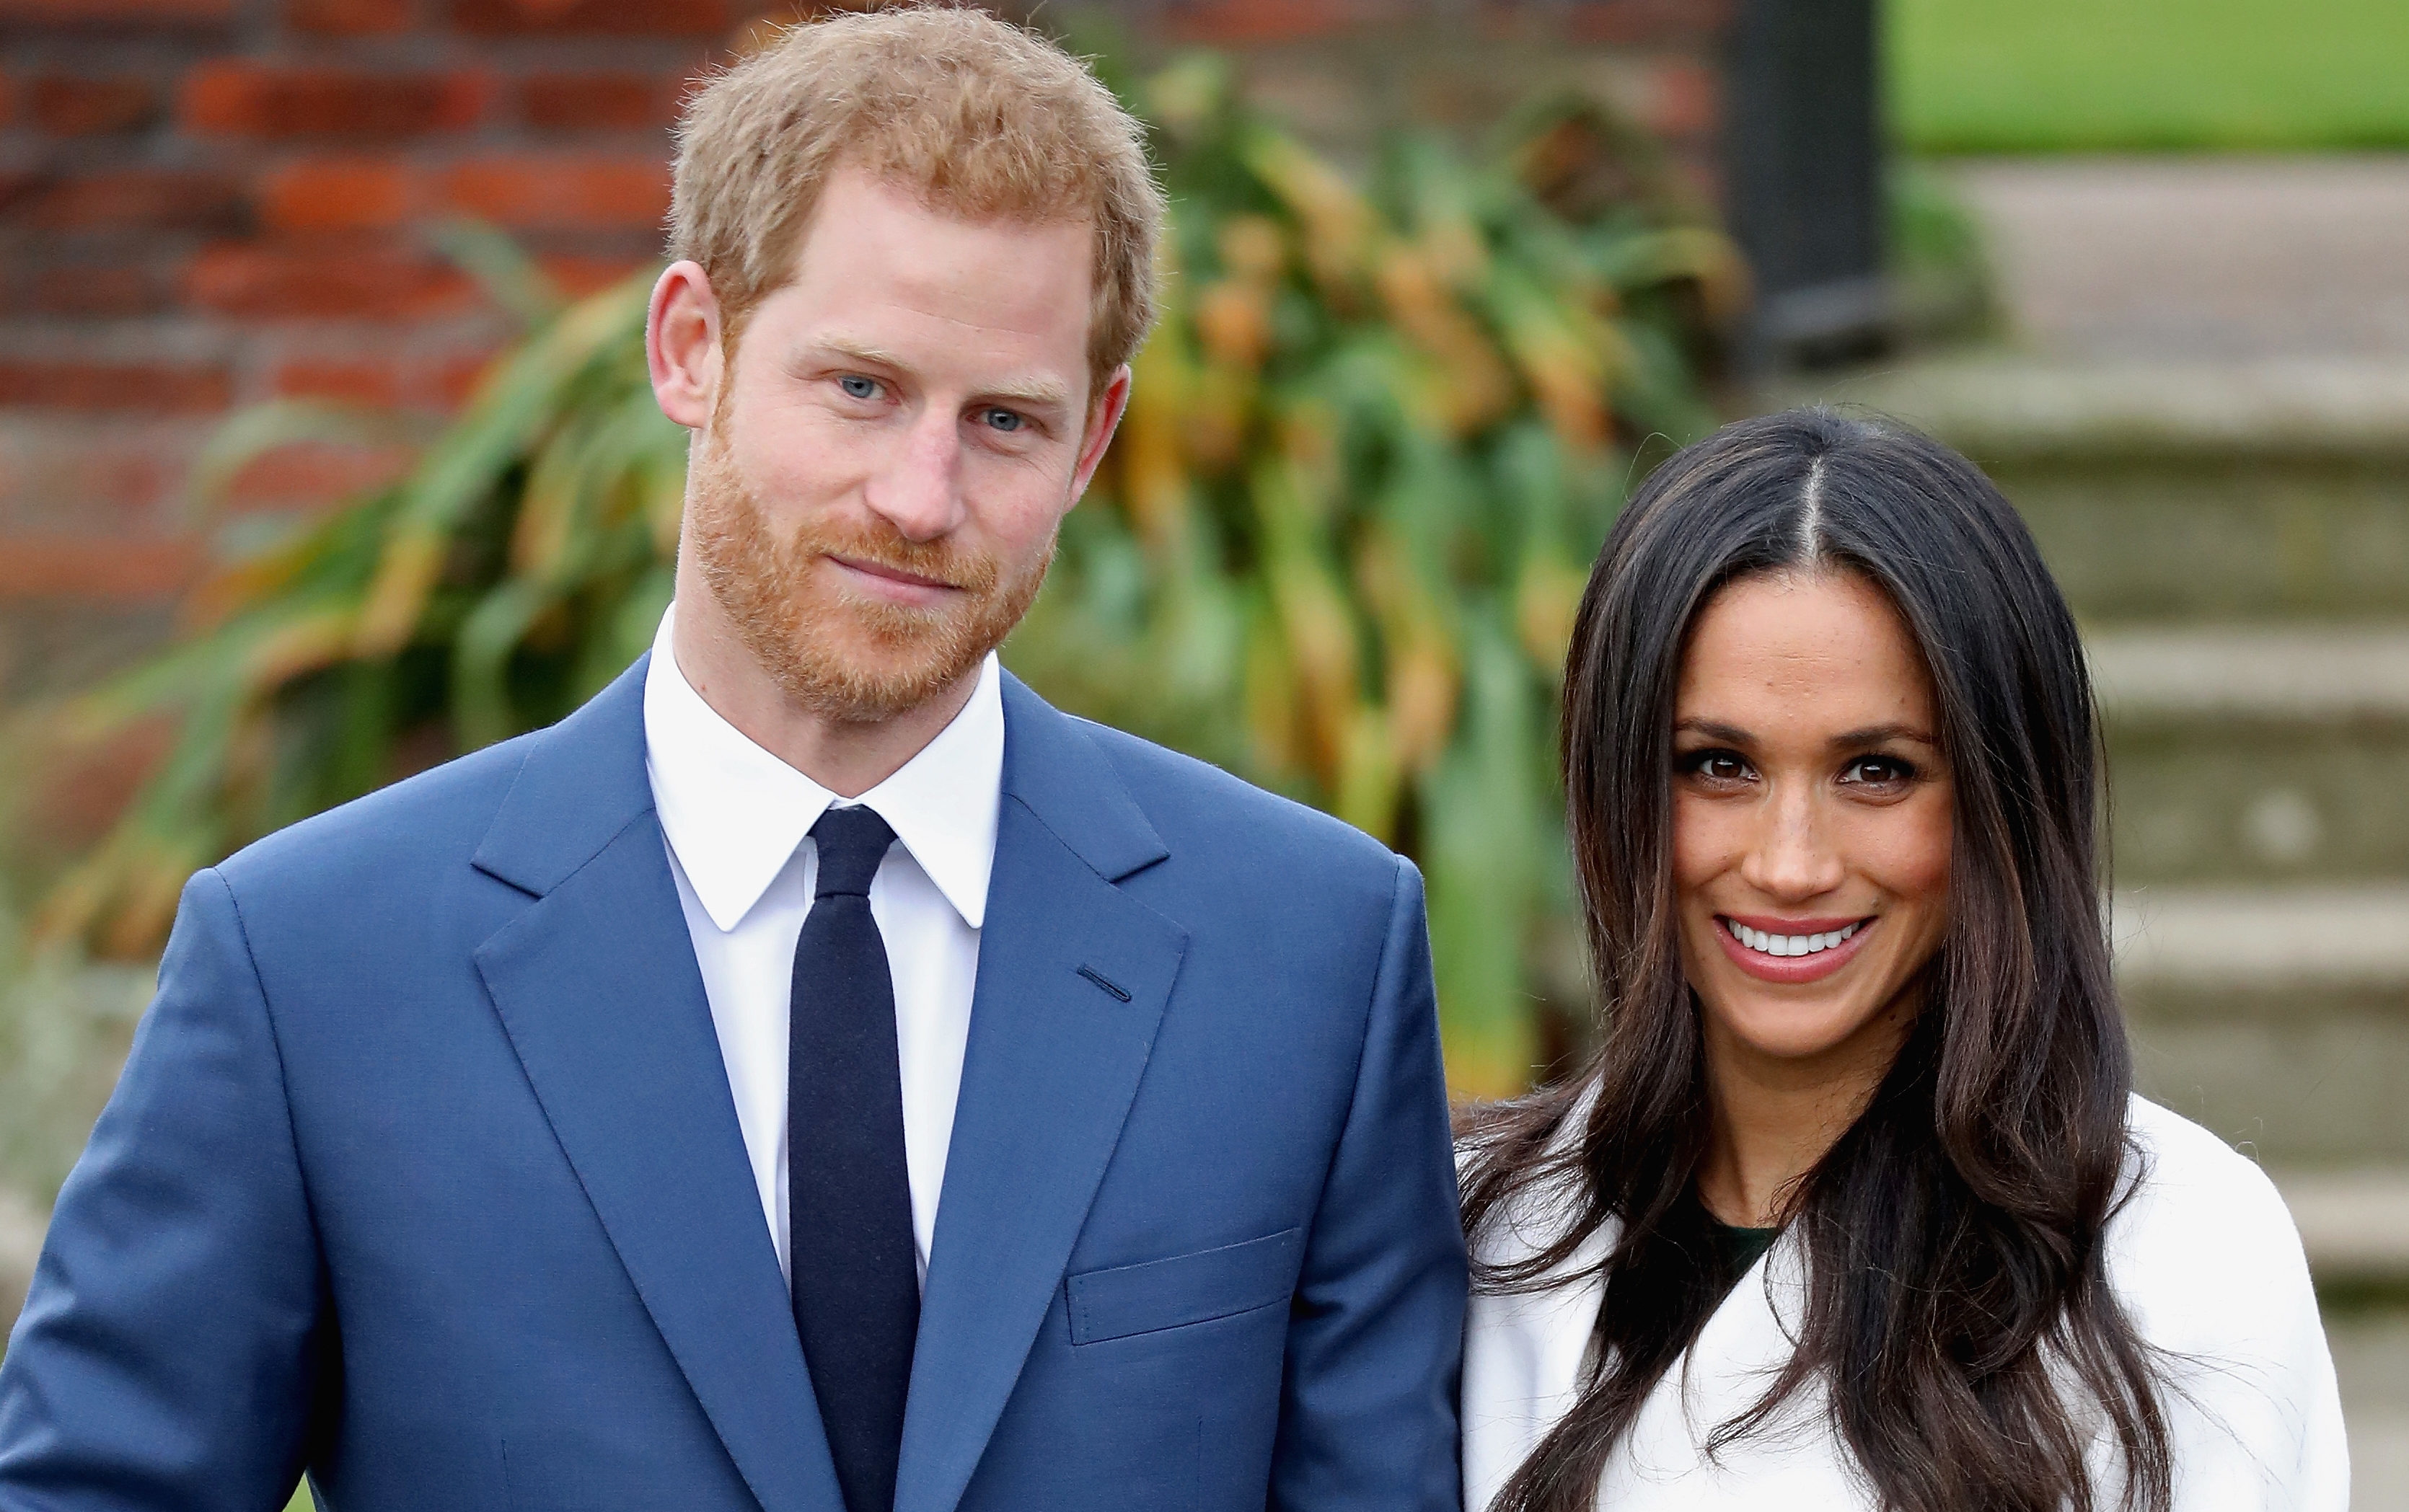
[1712, 914, 1876, 983]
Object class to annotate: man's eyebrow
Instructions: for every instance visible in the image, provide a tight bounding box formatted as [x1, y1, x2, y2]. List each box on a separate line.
[811, 337, 912, 371]
[807, 339, 1074, 410]
[974, 376, 1075, 409]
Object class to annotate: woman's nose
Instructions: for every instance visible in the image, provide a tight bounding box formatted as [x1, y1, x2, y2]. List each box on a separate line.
[1738, 784, 1846, 901]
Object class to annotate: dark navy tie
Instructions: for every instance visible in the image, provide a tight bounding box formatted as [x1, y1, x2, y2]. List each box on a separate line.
[790, 805, 917, 1512]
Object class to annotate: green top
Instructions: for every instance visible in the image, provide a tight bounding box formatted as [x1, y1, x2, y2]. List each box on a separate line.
[1709, 1221, 1782, 1295]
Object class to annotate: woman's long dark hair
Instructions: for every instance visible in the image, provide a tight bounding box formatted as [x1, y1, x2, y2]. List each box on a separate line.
[1460, 408, 2171, 1512]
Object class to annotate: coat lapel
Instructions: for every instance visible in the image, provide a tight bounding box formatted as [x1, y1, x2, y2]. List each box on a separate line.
[894, 676, 1189, 1512]
[471, 655, 843, 1512]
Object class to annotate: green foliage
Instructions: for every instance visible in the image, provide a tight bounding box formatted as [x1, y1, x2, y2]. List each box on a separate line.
[35, 57, 1732, 1097]
[1888, 161, 1997, 348]
[0, 904, 150, 1206]
[1891, 0, 2409, 153]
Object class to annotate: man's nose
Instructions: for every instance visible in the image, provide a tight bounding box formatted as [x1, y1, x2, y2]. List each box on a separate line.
[863, 407, 966, 543]
[1738, 782, 1846, 902]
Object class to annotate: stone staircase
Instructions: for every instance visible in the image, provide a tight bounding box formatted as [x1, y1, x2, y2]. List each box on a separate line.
[1787, 348, 2409, 1503]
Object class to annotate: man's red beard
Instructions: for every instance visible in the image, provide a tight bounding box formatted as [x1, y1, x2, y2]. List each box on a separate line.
[684, 429, 1055, 724]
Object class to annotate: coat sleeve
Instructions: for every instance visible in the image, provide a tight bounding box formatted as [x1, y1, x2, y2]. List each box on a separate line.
[0, 869, 330, 1509]
[2154, 1190, 2353, 1511]
[2113, 1102, 2351, 1512]
[1269, 855, 1468, 1512]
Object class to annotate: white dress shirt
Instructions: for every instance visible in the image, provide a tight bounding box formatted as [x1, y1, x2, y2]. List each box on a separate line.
[640, 604, 1002, 1287]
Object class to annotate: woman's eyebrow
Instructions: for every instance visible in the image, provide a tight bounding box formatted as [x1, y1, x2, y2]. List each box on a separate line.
[1828, 722, 1939, 748]
[1672, 718, 1752, 743]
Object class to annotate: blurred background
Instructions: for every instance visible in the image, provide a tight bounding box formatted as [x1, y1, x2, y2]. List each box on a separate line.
[0, 0, 2405, 1502]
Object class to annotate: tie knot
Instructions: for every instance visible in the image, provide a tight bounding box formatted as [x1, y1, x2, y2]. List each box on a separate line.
[811, 805, 895, 899]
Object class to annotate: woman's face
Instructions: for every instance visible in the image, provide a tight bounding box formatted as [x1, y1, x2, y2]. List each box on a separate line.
[1671, 569, 1953, 1085]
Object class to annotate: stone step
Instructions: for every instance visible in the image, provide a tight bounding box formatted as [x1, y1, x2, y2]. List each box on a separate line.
[2136, 1012, 2409, 1166]
[2087, 626, 2409, 885]
[1944, 159, 2409, 370]
[1782, 354, 2409, 461]
[2272, 1167, 2409, 1288]
[2011, 453, 2409, 624]
[2115, 885, 2409, 996]
[2092, 625, 2409, 724]
[2118, 885, 2409, 1164]
[2106, 722, 2409, 885]
[1775, 356, 2409, 622]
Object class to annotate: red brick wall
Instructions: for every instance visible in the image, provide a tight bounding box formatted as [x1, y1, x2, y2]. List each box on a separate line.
[0, 0, 1727, 694]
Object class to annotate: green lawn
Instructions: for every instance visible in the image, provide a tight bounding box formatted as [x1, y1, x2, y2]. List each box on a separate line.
[1890, 0, 2409, 151]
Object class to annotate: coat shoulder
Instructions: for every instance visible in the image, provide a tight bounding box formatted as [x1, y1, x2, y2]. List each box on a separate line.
[2120, 1095, 2299, 1248]
[2113, 1095, 2321, 1352]
[1071, 715, 1406, 893]
[209, 731, 540, 905]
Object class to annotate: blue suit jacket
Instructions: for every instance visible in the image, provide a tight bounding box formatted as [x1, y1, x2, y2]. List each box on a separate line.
[0, 658, 1466, 1512]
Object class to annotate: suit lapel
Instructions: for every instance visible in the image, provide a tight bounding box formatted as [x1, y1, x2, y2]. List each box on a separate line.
[472, 655, 843, 1512]
[894, 676, 1189, 1512]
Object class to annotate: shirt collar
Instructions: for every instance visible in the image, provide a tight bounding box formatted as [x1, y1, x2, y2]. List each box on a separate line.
[641, 602, 1003, 933]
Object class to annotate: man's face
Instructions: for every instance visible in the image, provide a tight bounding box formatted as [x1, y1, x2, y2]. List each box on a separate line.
[682, 167, 1113, 723]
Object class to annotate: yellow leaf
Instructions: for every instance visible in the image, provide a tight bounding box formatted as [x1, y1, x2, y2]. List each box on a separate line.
[1513, 550, 1589, 671]
[1122, 340, 1197, 553]
[1334, 707, 1403, 842]
[1217, 215, 1287, 283]
[1194, 278, 1274, 371]
[244, 609, 359, 691]
[354, 529, 447, 656]
[1375, 248, 1514, 434]
[1388, 641, 1460, 771]
[509, 434, 583, 579]
[1241, 609, 1302, 778]
[1243, 130, 1377, 295]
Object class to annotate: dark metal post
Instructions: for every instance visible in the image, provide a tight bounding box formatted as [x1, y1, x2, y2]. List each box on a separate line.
[1725, 0, 1888, 368]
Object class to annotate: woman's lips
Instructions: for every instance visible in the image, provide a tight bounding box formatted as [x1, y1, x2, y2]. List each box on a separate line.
[1711, 913, 1877, 984]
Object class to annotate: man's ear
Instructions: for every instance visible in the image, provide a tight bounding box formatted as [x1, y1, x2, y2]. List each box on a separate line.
[1069, 363, 1134, 501]
[648, 260, 724, 431]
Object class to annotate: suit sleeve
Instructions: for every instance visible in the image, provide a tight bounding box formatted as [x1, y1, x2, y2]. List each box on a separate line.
[0, 869, 328, 1509]
[1271, 855, 1468, 1512]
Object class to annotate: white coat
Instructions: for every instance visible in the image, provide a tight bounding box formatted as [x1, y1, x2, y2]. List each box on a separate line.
[1461, 1095, 2350, 1511]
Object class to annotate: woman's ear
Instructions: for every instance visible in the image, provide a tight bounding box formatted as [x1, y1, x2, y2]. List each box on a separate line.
[648, 260, 724, 431]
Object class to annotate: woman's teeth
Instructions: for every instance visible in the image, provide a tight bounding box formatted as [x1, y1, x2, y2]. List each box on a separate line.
[1726, 919, 1862, 958]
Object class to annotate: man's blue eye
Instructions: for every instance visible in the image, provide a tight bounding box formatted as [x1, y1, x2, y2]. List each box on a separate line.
[984, 408, 1023, 432]
[839, 375, 877, 399]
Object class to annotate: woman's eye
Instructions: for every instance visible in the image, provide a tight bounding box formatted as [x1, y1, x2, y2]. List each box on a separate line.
[980, 407, 1025, 433]
[837, 374, 879, 400]
[1841, 756, 1916, 787]
[1682, 750, 1753, 784]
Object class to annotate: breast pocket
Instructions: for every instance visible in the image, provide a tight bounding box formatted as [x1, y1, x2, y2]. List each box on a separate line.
[1065, 1227, 1306, 1345]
